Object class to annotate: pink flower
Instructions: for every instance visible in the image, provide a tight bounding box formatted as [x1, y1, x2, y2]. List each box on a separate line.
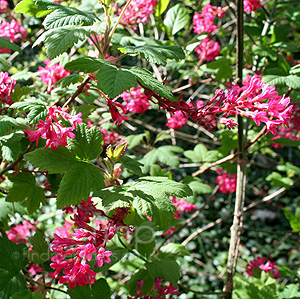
[39, 59, 70, 92]
[100, 128, 122, 146]
[107, 98, 129, 125]
[115, 0, 157, 29]
[246, 257, 281, 278]
[166, 110, 188, 129]
[216, 169, 237, 194]
[78, 243, 97, 262]
[0, 0, 9, 14]
[0, 71, 15, 105]
[55, 220, 73, 238]
[195, 38, 221, 62]
[28, 263, 43, 276]
[24, 106, 82, 150]
[0, 18, 26, 43]
[7, 220, 36, 244]
[244, 0, 263, 12]
[95, 247, 112, 268]
[122, 87, 150, 114]
[193, 4, 227, 34]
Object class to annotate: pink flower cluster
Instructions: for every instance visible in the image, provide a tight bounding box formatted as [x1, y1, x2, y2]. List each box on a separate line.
[244, 0, 263, 12]
[51, 198, 133, 290]
[0, 71, 15, 105]
[115, 0, 157, 29]
[216, 169, 237, 194]
[39, 59, 70, 92]
[7, 220, 36, 244]
[129, 278, 180, 299]
[122, 87, 150, 114]
[0, 0, 9, 14]
[147, 74, 293, 134]
[195, 38, 221, 62]
[0, 18, 26, 44]
[55, 220, 73, 238]
[246, 257, 281, 278]
[24, 106, 82, 150]
[166, 110, 188, 130]
[100, 128, 122, 146]
[193, 4, 227, 34]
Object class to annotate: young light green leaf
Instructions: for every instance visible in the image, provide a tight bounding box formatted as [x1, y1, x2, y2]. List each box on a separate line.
[57, 162, 105, 208]
[159, 243, 190, 257]
[118, 45, 185, 66]
[184, 144, 219, 163]
[163, 4, 190, 35]
[25, 147, 77, 174]
[155, 0, 170, 16]
[183, 176, 212, 194]
[126, 133, 147, 149]
[0, 37, 22, 53]
[67, 123, 103, 161]
[15, 0, 58, 17]
[43, 6, 97, 29]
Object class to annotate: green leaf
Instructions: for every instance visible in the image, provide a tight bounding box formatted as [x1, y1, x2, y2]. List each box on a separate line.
[118, 45, 185, 66]
[141, 145, 183, 169]
[159, 243, 190, 257]
[68, 278, 110, 299]
[290, 64, 300, 75]
[126, 269, 155, 296]
[280, 284, 300, 298]
[126, 133, 147, 149]
[0, 116, 18, 135]
[146, 257, 180, 285]
[10, 85, 35, 103]
[253, 45, 277, 61]
[57, 162, 105, 208]
[0, 132, 23, 162]
[128, 66, 174, 100]
[15, 0, 56, 17]
[272, 138, 300, 147]
[266, 172, 293, 189]
[183, 176, 212, 194]
[6, 172, 46, 214]
[120, 156, 143, 176]
[183, 144, 219, 163]
[67, 123, 103, 161]
[163, 4, 190, 35]
[94, 61, 137, 99]
[65, 57, 103, 73]
[95, 177, 192, 230]
[0, 238, 27, 299]
[0, 198, 26, 229]
[10, 290, 44, 299]
[34, 26, 89, 60]
[11, 99, 47, 124]
[0, 37, 22, 54]
[53, 74, 83, 88]
[150, 164, 172, 179]
[283, 208, 300, 232]
[203, 58, 233, 81]
[25, 231, 49, 264]
[155, 0, 169, 16]
[25, 147, 77, 174]
[43, 6, 96, 29]
[262, 75, 300, 89]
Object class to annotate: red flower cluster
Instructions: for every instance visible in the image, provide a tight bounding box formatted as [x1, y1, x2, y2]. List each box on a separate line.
[51, 198, 133, 290]
[195, 37, 221, 63]
[246, 257, 281, 278]
[7, 220, 36, 244]
[216, 169, 237, 194]
[129, 278, 180, 299]
[244, 0, 263, 12]
[166, 110, 188, 130]
[0, 0, 9, 14]
[38, 59, 70, 92]
[0, 71, 15, 105]
[24, 106, 82, 150]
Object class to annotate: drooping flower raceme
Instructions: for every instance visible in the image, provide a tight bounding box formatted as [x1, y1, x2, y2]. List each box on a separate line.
[195, 38, 221, 62]
[38, 59, 70, 92]
[244, 0, 263, 12]
[115, 0, 157, 29]
[24, 106, 82, 150]
[166, 110, 189, 130]
[246, 257, 281, 278]
[122, 87, 150, 114]
[50, 198, 133, 290]
[0, 18, 26, 42]
[0, 71, 15, 105]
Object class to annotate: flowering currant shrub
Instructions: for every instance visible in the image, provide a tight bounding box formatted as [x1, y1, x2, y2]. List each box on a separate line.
[0, 0, 300, 298]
